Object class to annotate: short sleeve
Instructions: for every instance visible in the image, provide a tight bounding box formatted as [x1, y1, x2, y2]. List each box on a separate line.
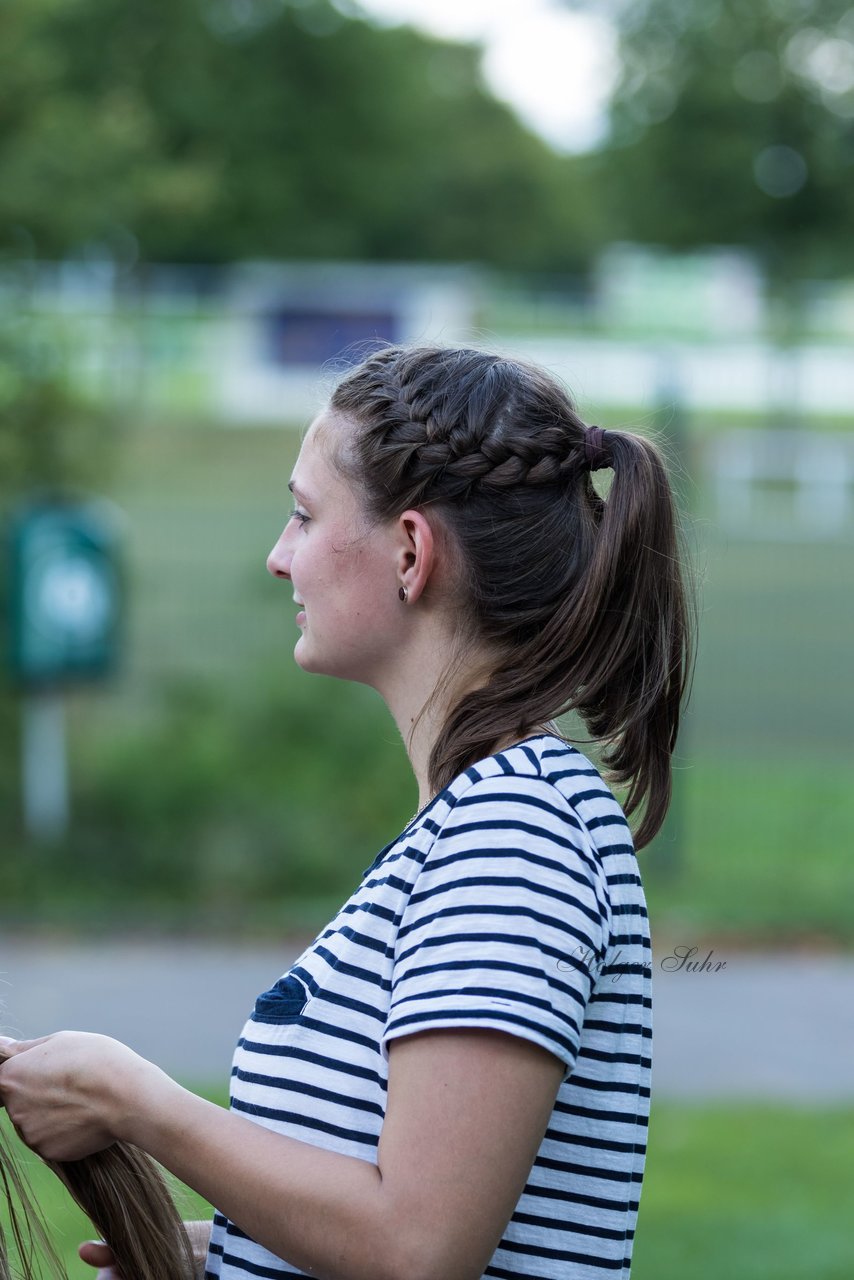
[382, 773, 612, 1080]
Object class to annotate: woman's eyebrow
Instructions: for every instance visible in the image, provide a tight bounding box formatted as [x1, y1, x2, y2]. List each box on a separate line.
[288, 479, 311, 503]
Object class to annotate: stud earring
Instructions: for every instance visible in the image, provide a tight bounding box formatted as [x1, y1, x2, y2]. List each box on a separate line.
[398, 586, 408, 603]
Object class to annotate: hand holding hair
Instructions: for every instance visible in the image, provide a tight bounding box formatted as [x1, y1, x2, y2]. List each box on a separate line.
[0, 1035, 200, 1280]
[0, 1030, 172, 1163]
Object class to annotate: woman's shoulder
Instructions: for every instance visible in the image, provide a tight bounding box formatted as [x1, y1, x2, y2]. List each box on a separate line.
[447, 733, 629, 833]
[363, 733, 633, 883]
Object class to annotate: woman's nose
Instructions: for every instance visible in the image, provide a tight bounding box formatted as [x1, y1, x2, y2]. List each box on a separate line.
[266, 532, 291, 579]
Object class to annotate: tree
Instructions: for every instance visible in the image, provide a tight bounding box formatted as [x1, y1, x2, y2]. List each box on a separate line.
[0, 0, 603, 272]
[566, 0, 854, 279]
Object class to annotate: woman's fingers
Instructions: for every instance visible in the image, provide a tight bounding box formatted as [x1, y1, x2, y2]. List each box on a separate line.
[78, 1239, 122, 1275]
[0, 1035, 53, 1059]
[0, 1030, 150, 1159]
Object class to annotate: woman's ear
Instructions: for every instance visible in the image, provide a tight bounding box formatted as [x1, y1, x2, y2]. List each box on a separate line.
[396, 509, 438, 605]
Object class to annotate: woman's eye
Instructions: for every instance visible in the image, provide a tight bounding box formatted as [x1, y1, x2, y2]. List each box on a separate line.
[289, 506, 310, 527]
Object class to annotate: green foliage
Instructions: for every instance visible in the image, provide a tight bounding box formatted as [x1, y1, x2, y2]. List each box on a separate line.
[6, 720, 852, 941]
[579, 0, 854, 278]
[0, 0, 601, 271]
[79, 671, 409, 902]
[645, 752, 854, 945]
[6, 0, 854, 275]
[0, 303, 116, 505]
[0, 668, 415, 931]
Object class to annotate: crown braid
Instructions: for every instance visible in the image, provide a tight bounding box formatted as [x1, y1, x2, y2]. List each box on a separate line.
[331, 346, 590, 510]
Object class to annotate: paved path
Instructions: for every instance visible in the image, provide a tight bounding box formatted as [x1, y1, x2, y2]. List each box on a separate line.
[1, 940, 852, 1101]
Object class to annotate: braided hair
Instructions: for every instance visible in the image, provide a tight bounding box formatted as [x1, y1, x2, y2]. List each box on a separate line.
[328, 344, 697, 850]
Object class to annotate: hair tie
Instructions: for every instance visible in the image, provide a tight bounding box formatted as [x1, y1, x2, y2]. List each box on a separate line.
[584, 425, 612, 472]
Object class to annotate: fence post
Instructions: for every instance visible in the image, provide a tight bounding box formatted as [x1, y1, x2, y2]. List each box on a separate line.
[647, 358, 693, 881]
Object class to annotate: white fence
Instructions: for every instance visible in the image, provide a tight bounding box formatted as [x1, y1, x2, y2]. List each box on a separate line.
[706, 429, 854, 539]
[3, 259, 854, 424]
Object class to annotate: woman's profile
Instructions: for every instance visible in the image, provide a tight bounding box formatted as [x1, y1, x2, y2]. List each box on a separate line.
[0, 344, 695, 1280]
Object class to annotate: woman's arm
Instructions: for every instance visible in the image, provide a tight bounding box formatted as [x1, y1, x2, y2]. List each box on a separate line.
[0, 1029, 564, 1280]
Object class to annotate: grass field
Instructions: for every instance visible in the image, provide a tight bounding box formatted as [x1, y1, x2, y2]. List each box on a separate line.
[2, 1101, 852, 1279]
[633, 1104, 854, 1280]
[3, 416, 852, 944]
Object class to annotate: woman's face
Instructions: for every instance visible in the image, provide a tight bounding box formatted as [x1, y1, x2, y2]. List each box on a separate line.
[266, 412, 404, 686]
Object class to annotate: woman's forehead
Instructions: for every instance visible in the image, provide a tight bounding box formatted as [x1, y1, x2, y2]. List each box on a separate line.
[306, 406, 351, 445]
[293, 419, 334, 487]
[292, 415, 358, 509]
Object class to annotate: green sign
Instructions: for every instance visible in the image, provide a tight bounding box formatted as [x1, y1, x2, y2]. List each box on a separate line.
[6, 499, 123, 687]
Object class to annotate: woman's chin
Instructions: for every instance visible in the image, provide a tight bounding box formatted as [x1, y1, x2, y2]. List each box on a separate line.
[293, 636, 323, 675]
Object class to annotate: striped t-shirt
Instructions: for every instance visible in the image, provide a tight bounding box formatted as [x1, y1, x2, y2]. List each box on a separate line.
[205, 733, 652, 1279]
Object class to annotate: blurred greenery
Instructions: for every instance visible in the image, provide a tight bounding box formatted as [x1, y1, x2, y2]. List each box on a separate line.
[0, 0, 601, 272]
[3, 1101, 853, 1278]
[633, 1103, 854, 1279]
[0, 302, 118, 503]
[4, 0, 854, 280]
[646, 753, 854, 945]
[572, 0, 854, 282]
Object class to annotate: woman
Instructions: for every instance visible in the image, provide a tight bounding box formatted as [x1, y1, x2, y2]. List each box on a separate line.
[0, 345, 695, 1280]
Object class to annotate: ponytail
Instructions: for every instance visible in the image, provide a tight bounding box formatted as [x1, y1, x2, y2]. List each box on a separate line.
[419, 419, 696, 849]
[564, 426, 696, 848]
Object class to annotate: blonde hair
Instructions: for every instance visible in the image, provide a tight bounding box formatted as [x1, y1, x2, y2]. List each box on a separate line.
[0, 1103, 196, 1280]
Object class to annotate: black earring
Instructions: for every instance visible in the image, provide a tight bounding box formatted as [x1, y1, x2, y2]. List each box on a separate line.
[398, 586, 408, 603]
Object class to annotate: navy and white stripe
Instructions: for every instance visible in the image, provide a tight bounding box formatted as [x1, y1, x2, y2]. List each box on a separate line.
[205, 734, 652, 1279]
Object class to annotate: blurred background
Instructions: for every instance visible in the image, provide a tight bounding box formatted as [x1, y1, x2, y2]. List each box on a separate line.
[1, 0, 852, 1276]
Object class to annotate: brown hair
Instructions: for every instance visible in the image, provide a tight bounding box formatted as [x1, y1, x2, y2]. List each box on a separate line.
[0, 1101, 196, 1279]
[329, 344, 697, 849]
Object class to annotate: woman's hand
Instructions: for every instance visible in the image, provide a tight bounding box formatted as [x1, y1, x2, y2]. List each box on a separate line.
[78, 1220, 212, 1279]
[0, 1031, 168, 1162]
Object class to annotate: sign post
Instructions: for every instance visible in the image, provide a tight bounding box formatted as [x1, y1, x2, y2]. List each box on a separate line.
[21, 690, 68, 842]
[6, 498, 123, 842]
